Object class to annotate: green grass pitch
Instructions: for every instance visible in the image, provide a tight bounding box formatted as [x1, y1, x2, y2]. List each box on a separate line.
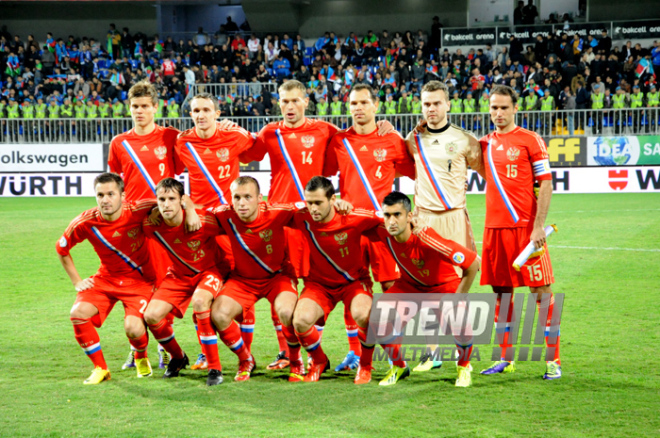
[1, 193, 659, 437]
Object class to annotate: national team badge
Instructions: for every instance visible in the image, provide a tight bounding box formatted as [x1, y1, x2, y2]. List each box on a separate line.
[59, 236, 67, 248]
[301, 135, 315, 149]
[187, 240, 201, 251]
[127, 227, 139, 239]
[334, 232, 348, 245]
[445, 142, 457, 155]
[259, 229, 273, 242]
[216, 148, 230, 162]
[373, 149, 387, 162]
[507, 147, 520, 162]
[452, 252, 465, 264]
[154, 146, 167, 160]
[411, 258, 425, 268]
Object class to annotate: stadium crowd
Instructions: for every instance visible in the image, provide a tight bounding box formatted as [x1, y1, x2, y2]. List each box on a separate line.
[1, 21, 660, 128]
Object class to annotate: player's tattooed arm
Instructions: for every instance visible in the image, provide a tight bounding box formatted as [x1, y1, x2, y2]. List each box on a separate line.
[182, 195, 201, 232]
[334, 199, 354, 215]
[58, 253, 94, 291]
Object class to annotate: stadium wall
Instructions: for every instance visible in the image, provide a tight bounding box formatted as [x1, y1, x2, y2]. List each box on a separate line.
[0, 2, 158, 43]
[588, 0, 660, 22]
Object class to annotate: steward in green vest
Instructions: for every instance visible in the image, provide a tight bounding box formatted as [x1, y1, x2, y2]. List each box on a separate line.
[124, 101, 131, 116]
[167, 100, 180, 118]
[630, 88, 644, 109]
[541, 94, 554, 111]
[112, 101, 125, 118]
[74, 101, 87, 119]
[60, 99, 74, 118]
[98, 101, 111, 118]
[449, 93, 463, 113]
[22, 102, 35, 119]
[384, 96, 397, 115]
[525, 93, 538, 111]
[0, 100, 6, 118]
[86, 101, 99, 119]
[330, 97, 343, 115]
[47, 101, 60, 118]
[411, 95, 422, 114]
[590, 87, 604, 109]
[463, 93, 476, 113]
[479, 93, 490, 112]
[316, 98, 329, 116]
[647, 85, 659, 107]
[7, 101, 20, 119]
[612, 89, 627, 109]
[35, 99, 47, 118]
[155, 98, 165, 119]
[397, 92, 411, 114]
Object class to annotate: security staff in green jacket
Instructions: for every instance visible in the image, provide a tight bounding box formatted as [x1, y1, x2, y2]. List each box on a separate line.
[60, 99, 74, 118]
[316, 96, 329, 116]
[22, 101, 35, 119]
[397, 90, 411, 114]
[630, 84, 644, 133]
[112, 99, 125, 118]
[35, 98, 47, 119]
[647, 84, 659, 133]
[384, 94, 397, 115]
[155, 98, 165, 119]
[330, 95, 343, 115]
[479, 91, 490, 113]
[74, 100, 87, 119]
[47, 100, 60, 118]
[612, 87, 627, 134]
[86, 100, 98, 119]
[7, 99, 20, 119]
[411, 94, 422, 114]
[167, 99, 180, 118]
[590, 84, 604, 134]
[98, 100, 111, 118]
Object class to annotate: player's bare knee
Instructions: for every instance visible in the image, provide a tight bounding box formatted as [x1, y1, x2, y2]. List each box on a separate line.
[292, 310, 313, 333]
[124, 319, 145, 339]
[352, 308, 370, 328]
[277, 307, 294, 327]
[211, 307, 231, 331]
[191, 295, 211, 312]
[143, 308, 162, 326]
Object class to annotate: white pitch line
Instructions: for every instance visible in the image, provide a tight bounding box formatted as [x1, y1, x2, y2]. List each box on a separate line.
[474, 241, 660, 253]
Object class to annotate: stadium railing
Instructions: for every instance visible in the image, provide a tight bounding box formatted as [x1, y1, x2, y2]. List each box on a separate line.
[1, 108, 658, 143]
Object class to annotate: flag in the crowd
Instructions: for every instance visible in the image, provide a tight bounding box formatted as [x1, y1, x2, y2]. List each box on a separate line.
[385, 54, 393, 68]
[636, 58, 654, 77]
[134, 42, 143, 57]
[576, 38, 583, 52]
[308, 78, 319, 89]
[155, 40, 164, 54]
[46, 37, 56, 53]
[107, 37, 114, 58]
[344, 69, 354, 87]
[426, 64, 439, 76]
[327, 66, 337, 82]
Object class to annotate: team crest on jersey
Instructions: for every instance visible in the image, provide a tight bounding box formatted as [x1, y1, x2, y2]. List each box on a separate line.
[400, 252, 407, 258]
[411, 258, 425, 268]
[445, 142, 457, 155]
[334, 232, 348, 245]
[127, 227, 139, 239]
[154, 146, 167, 160]
[507, 147, 520, 162]
[452, 252, 465, 264]
[259, 229, 273, 242]
[187, 240, 201, 251]
[301, 135, 315, 148]
[373, 149, 387, 162]
[216, 148, 230, 162]
[59, 236, 67, 248]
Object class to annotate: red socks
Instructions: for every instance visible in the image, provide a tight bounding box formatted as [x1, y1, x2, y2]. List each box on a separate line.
[296, 326, 326, 363]
[495, 294, 515, 361]
[538, 294, 561, 364]
[128, 331, 149, 360]
[194, 311, 222, 371]
[240, 306, 255, 353]
[218, 321, 251, 361]
[71, 317, 107, 369]
[148, 318, 184, 359]
[357, 326, 374, 369]
[344, 306, 362, 356]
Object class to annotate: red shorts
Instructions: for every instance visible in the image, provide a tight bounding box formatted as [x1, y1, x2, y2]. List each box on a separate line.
[361, 236, 401, 283]
[385, 278, 461, 294]
[300, 278, 373, 321]
[220, 273, 298, 313]
[286, 227, 310, 278]
[73, 275, 154, 328]
[481, 227, 554, 288]
[152, 269, 224, 319]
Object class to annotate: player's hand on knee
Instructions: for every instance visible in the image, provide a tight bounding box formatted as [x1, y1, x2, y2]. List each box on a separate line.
[75, 277, 95, 292]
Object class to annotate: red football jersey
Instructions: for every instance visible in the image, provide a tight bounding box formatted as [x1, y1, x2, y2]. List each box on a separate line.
[240, 118, 340, 202]
[326, 127, 415, 210]
[371, 225, 476, 288]
[143, 209, 223, 277]
[212, 202, 299, 279]
[176, 123, 255, 208]
[292, 208, 383, 287]
[480, 127, 552, 228]
[108, 125, 184, 202]
[56, 200, 157, 282]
